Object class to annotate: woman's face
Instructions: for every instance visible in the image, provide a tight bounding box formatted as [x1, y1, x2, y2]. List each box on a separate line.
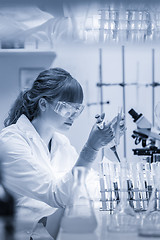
[41, 99, 84, 131]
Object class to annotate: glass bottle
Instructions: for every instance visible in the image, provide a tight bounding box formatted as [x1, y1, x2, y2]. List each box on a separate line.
[61, 166, 97, 234]
[108, 159, 139, 232]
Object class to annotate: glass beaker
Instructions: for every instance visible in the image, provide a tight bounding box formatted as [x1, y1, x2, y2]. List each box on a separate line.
[108, 159, 139, 233]
[60, 166, 97, 234]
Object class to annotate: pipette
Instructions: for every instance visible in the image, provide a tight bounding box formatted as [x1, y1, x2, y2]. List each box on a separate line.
[110, 108, 122, 162]
[95, 111, 121, 162]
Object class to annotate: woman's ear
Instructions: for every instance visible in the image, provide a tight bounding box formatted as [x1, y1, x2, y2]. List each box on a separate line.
[39, 98, 48, 112]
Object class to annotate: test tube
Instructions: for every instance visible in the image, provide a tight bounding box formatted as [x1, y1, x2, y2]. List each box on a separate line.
[124, 162, 133, 208]
[145, 163, 153, 200]
[157, 163, 160, 210]
[128, 180, 134, 207]
[151, 162, 157, 187]
[113, 163, 120, 204]
[152, 163, 160, 210]
[99, 162, 107, 211]
[137, 163, 148, 210]
[109, 163, 119, 208]
[103, 162, 114, 211]
[130, 163, 141, 211]
[142, 162, 149, 202]
[153, 153, 160, 162]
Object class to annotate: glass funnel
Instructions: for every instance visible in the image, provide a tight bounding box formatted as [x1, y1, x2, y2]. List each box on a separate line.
[108, 159, 139, 233]
[60, 166, 97, 234]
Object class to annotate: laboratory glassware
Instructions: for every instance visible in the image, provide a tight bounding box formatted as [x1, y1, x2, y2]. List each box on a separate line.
[99, 162, 107, 211]
[108, 107, 123, 162]
[103, 162, 120, 211]
[61, 166, 97, 234]
[138, 162, 160, 237]
[108, 159, 139, 233]
[96, 107, 123, 162]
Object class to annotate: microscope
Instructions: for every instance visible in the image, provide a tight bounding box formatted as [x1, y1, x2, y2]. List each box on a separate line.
[128, 108, 160, 162]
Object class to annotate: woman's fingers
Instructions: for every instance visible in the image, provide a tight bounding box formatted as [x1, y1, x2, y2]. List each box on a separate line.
[101, 112, 105, 120]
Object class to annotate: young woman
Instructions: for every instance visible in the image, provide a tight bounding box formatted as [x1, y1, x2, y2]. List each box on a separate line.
[0, 68, 120, 239]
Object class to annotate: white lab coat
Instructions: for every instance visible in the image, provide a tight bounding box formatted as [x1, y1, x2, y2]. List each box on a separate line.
[0, 114, 79, 239]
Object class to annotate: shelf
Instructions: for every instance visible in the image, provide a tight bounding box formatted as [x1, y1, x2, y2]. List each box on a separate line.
[0, 49, 56, 56]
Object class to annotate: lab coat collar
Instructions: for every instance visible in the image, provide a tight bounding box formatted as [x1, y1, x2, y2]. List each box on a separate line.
[16, 115, 53, 157]
[16, 114, 45, 140]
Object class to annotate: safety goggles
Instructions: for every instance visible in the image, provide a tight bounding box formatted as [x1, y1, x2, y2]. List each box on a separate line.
[51, 101, 84, 119]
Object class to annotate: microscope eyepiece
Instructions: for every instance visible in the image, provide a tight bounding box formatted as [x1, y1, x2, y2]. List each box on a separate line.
[128, 108, 142, 122]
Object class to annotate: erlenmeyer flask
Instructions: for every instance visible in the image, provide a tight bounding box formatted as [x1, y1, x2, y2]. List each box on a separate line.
[61, 166, 97, 234]
[108, 159, 139, 232]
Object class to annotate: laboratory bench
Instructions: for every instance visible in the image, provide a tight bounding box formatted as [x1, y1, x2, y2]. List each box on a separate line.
[57, 205, 160, 240]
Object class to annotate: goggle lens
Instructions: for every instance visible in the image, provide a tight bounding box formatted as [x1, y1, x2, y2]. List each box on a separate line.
[53, 101, 84, 119]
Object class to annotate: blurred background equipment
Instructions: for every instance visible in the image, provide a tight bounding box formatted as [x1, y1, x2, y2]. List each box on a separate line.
[129, 108, 160, 162]
[2, 0, 160, 45]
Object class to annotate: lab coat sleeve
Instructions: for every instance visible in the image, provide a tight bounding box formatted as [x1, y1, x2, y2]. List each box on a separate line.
[0, 135, 74, 208]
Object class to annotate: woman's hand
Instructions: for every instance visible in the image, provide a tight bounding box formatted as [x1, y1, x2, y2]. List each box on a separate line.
[75, 113, 115, 168]
[86, 114, 115, 151]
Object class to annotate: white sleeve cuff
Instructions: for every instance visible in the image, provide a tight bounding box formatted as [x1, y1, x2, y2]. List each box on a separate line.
[54, 171, 74, 208]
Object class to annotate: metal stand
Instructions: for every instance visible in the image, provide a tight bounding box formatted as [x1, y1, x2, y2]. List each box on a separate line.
[99, 48, 107, 210]
[152, 49, 155, 127]
[97, 46, 127, 158]
[99, 48, 105, 159]
[96, 47, 160, 159]
[122, 46, 127, 158]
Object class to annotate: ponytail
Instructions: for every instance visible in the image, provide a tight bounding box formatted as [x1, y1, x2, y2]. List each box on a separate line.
[4, 92, 24, 127]
[4, 90, 39, 127]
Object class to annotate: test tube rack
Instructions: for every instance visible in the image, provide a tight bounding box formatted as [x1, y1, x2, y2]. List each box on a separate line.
[99, 161, 160, 212]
